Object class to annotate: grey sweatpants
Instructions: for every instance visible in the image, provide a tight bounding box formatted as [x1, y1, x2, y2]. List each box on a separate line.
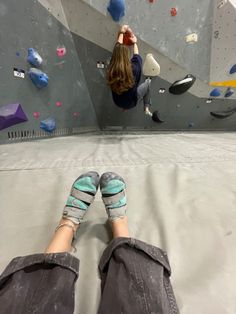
[0, 237, 179, 314]
[137, 80, 151, 107]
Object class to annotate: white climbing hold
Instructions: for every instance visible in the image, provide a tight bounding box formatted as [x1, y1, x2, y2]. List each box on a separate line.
[185, 33, 198, 43]
[217, 0, 228, 9]
[142, 53, 160, 77]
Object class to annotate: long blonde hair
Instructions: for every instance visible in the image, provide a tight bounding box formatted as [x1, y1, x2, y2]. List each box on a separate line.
[107, 43, 134, 95]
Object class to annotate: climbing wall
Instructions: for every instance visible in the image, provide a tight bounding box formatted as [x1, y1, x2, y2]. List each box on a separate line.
[82, 0, 213, 83]
[210, 0, 236, 87]
[0, 0, 236, 144]
[62, 0, 236, 129]
[0, 0, 98, 143]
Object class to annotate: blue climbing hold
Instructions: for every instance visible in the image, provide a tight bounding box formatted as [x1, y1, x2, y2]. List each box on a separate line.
[27, 48, 43, 67]
[40, 117, 56, 132]
[210, 88, 221, 97]
[188, 122, 194, 128]
[225, 87, 234, 98]
[107, 0, 125, 22]
[229, 64, 236, 75]
[29, 68, 49, 88]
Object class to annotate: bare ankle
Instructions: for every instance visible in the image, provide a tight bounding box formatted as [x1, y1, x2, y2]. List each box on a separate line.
[59, 218, 79, 232]
[111, 216, 129, 238]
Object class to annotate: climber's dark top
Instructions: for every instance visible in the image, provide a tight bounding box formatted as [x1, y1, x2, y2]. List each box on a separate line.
[112, 54, 142, 109]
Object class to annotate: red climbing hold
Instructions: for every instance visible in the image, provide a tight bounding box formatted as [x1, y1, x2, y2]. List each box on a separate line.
[170, 7, 177, 16]
[56, 101, 62, 107]
[33, 111, 40, 118]
[149, 0, 154, 3]
[57, 47, 66, 57]
[123, 29, 135, 46]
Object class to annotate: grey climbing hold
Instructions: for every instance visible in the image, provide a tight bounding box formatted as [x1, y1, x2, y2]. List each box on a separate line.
[210, 88, 221, 97]
[0, 103, 28, 130]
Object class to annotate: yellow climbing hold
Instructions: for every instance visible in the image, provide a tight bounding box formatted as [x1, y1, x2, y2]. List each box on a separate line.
[209, 80, 236, 87]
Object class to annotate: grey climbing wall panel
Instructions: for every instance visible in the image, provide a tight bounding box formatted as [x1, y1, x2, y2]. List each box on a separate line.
[210, 0, 236, 82]
[0, 0, 98, 143]
[72, 33, 236, 131]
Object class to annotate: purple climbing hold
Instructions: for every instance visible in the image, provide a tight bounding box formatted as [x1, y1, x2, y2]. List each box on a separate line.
[107, 0, 125, 22]
[229, 64, 236, 75]
[225, 87, 234, 98]
[210, 88, 221, 97]
[40, 117, 56, 132]
[0, 103, 28, 130]
[29, 68, 49, 88]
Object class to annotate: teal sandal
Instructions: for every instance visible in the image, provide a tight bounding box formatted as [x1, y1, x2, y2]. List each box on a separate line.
[63, 171, 100, 224]
[100, 172, 127, 221]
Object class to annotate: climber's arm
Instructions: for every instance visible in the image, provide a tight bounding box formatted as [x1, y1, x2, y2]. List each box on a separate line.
[117, 24, 129, 44]
[133, 42, 139, 55]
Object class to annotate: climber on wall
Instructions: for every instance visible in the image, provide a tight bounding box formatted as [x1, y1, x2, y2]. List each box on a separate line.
[107, 24, 152, 115]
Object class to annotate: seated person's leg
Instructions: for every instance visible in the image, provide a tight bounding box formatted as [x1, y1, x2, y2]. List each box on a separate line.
[98, 172, 179, 314]
[0, 171, 100, 314]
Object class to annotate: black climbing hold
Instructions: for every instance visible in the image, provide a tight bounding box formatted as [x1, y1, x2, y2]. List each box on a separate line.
[210, 107, 236, 119]
[169, 74, 196, 95]
[152, 110, 164, 123]
[229, 64, 236, 75]
[225, 87, 234, 98]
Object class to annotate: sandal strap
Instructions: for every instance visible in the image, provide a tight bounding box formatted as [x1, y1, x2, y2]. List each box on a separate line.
[71, 188, 95, 203]
[63, 206, 88, 221]
[55, 223, 76, 236]
[102, 190, 125, 205]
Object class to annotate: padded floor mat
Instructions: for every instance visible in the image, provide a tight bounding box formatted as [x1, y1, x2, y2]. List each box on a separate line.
[0, 132, 235, 313]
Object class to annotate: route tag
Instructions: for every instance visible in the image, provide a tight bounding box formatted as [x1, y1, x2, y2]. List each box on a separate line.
[13, 68, 25, 78]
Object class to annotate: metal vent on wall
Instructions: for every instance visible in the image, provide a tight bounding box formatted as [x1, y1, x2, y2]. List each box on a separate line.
[6, 127, 98, 142]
